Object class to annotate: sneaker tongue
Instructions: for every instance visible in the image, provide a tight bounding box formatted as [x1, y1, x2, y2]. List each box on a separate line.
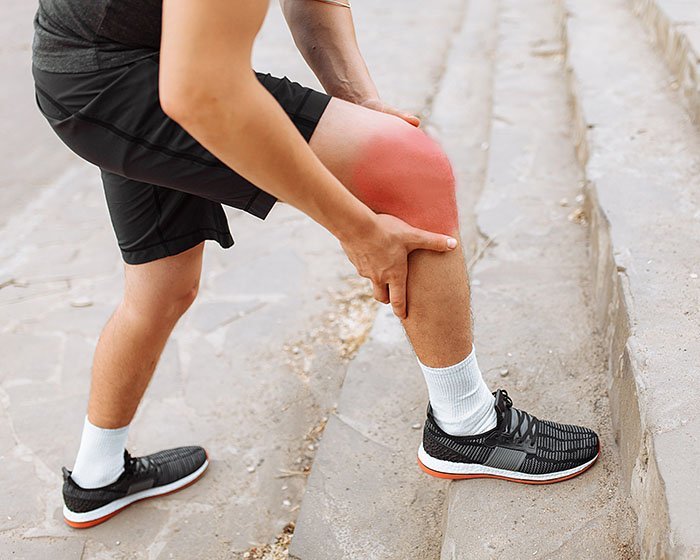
[493, 389, 509, 416]
[493, 390, 512, 431]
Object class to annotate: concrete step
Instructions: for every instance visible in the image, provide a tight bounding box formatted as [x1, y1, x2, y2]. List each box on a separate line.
[289, 1, 500, 558]
[630, 0, 700, 125]
[439, 0, 638, 558]
[288, 308, 447, 560]
[564, 0, 700, 556]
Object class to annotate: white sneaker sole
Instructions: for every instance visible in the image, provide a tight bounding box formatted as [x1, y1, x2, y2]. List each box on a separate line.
[418, 443, 599, 484]
[63, 458, 209, 528]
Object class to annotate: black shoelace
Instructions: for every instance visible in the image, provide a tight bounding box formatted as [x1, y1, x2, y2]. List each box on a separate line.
[500, 390, 537, 445]
[124, 452, 156, 477]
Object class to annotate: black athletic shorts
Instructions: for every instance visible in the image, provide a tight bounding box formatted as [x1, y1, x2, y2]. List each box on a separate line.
[32, 53, 332, 264]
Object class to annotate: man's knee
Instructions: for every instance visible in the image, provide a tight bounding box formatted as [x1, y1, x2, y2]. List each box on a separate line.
[351, 124, 458, 235]
[124, 279, 199, 324]
[166, 281, 199, 319]
[123, 248, 203, 323]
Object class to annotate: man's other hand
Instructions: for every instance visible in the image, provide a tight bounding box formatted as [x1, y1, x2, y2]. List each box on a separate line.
[359, 98, 421, 127]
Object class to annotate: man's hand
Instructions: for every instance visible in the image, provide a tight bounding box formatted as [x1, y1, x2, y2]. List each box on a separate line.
[359, 98, 421, 128]
[339, 214, 457, 319]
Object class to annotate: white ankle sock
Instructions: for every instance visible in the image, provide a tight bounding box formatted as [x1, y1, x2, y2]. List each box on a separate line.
[418, 346, 498, 436]
[70, 416, 129, 489]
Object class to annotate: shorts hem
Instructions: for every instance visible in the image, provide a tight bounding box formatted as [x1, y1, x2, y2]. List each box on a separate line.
[120, 229, 234, 265]
[245, 191, 278, 220]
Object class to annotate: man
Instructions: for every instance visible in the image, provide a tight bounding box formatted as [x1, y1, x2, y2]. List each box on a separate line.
[31, 0, 600, 529]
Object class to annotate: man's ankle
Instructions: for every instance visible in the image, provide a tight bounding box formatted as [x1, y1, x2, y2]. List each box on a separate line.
[71, 416, 129, 489]
[419, 346, 498, 437]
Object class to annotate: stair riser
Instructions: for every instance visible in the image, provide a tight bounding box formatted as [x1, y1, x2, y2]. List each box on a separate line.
[629, 0, 700, 125]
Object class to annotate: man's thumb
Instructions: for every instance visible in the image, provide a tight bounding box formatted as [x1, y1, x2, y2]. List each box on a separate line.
[407, 230, 458, 252]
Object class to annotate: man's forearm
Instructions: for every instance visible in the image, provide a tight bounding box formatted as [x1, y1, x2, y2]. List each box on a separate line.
[281, 0, 377, 103]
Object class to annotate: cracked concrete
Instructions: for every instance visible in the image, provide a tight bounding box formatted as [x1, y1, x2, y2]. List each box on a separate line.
[438, 1, 638, 558]
[630, 0, 700, 125]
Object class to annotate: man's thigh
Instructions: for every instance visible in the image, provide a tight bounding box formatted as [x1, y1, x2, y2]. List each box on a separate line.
[309, 97, 400, 189]
[33, 55, 332, 263]
[101, 171, 233, 265]
[309, 98, 458, 235]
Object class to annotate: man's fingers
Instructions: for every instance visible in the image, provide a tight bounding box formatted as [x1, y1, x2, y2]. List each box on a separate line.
[406, 229, 458, 253]
[388, 272, 408, 319]
[359, 98, 420, 127]
[372, 282, 390, 304]
[388, 108, 421, 127]
[394, 111, 421, 127]
[402, 113, 421, 127]
[373, 102, 420, 127]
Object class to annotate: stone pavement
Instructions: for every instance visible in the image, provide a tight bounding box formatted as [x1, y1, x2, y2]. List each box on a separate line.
[5, 0, 699, 557]
[631, 0, 700, 125]
[566, 0, 700, 555]
[0, 1, 77, 229]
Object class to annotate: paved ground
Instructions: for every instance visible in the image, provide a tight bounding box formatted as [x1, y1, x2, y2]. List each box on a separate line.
[566, 0, 700, 555]
[442, 1, 638, 556]
[1, 1, 647, 559]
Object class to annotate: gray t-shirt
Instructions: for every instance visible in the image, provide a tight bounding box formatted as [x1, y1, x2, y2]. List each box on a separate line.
[32, 0, 162, 73]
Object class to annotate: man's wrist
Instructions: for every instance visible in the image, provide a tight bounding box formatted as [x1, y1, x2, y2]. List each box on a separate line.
[331, 202, 378, 244]
[326, 82, 378, 105]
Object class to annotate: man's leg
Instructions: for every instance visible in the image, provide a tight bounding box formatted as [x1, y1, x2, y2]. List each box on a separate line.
[67, 243, 206, 507]
[87, 242, 204, 428]
[310, 99, 494, 434]
[310, 100, 471, 366]
[309, 99, 600, 482]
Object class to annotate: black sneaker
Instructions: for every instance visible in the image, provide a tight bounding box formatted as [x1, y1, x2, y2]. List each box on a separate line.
[418, 389, 600, 484]
[62, 446, 208, 528]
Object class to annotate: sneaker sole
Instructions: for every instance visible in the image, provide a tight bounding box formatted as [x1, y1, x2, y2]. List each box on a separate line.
[63, 456, 209, 528]
[417, 442, 600, 484]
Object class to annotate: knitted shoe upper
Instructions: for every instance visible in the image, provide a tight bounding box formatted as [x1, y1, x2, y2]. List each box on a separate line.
[63, 445, 207, 513]
[423, 389, 599, 475]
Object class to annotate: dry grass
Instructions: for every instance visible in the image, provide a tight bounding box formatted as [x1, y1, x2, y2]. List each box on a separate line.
[243, 522, 295, 560]
[283, 276, 377, 381]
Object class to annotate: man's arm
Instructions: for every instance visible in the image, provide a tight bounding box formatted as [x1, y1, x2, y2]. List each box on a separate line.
[161, 0, 376, 243]
[280, 0, 376, 103]
[159, 0, 455, 317]
[280, 0, 420, 126]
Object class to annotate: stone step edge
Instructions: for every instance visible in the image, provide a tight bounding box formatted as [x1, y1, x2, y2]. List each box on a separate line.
[630, 0, 700, 125]
[559, 5, 672, 557]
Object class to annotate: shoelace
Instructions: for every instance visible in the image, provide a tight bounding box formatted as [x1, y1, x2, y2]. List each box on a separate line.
[500, 390, 537, 445]
[501, 390, 514, 409]
[124, 452, 156, 477]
